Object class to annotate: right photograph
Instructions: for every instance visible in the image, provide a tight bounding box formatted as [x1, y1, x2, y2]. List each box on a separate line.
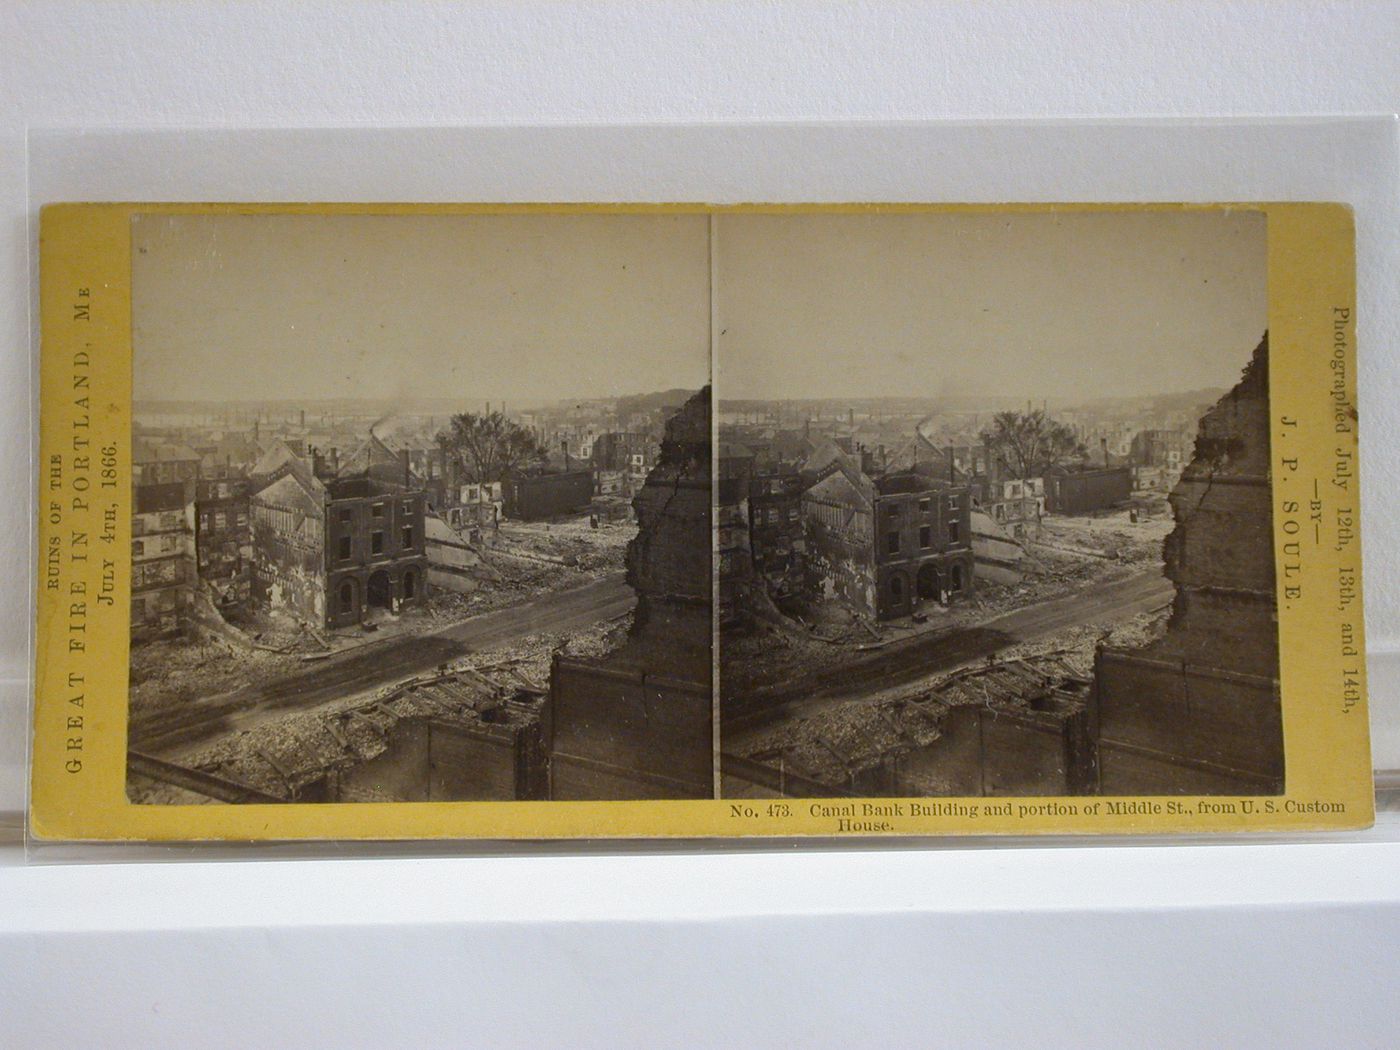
[716, 208, 1281, 800]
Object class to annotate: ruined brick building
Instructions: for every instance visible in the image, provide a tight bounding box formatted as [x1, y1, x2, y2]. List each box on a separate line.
[502, 469, 594, 520]
[589, 430, 653, 478]
[131, 443, 200, 641]
[1043, 463, 1133, 515]
[543, 387, 713, 800]
[250, 434, 428, 629]
[194, 476, 253, 614]
[884, 435, 1036, 584]
[747, 469, 806, 604]
[1092, 333, 1283, 794]
[870, 470, 976, 618]
[979, 475, 1045, 539]
[1130, 428, 1190, 471]
[802, 448, 976, 622]
[717, 442, 757, 626]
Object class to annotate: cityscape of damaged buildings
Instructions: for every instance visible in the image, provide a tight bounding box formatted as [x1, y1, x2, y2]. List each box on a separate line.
[130, 344, 1283, 808]
[719, 389, 1198, 627]
[132, 392, 682, 638]
[720, 335, 1282, 801]
[127, 387, 714, 805]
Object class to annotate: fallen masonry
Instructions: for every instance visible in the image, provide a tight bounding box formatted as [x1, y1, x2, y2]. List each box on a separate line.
[724, 610, 1170, 800]
[1091, 332, 1284, 795]
[543, 386, 714, 800]
[129, 663, 549, 804]
[727, 647, 1105, 799]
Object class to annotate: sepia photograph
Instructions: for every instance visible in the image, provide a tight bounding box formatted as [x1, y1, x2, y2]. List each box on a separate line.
[124, 211, 713, 804]
[31, 199, 1365, 840]
[716, 209, 1282, 801]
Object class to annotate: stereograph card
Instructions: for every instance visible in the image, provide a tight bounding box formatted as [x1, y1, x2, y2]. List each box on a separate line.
[30, 202, 1372, 840]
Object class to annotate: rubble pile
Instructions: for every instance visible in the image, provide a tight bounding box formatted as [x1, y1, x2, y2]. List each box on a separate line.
[127, 615, 627, 804]
[739, 610, 1169, 787]
[746, 695, 945, 783]
[720, 620, 854, 696]
[723, 552, 1171, 696]
[497, 517, 634, 570]
[422, 558, 593, 620]
[186, 672, 507, 799]
[414, 523, 631, 626]
[1033, 504, 1173, 566]
[128, 633, 305, 714]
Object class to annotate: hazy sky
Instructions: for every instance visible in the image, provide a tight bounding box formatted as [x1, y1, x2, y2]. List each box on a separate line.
[132, 211, 710, 403]
[715, 209, 1267, 401]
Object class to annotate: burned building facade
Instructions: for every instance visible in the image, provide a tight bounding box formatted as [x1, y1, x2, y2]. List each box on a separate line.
[1092, 334, 1283, 794]
[131, 444, 200, 641]
[978, 476, 1045, 539]
[1130, 428, 1190, 471]
[871, 471, 975, 618]
[250, 435, 428, 629]
[544, 388, 713, 800]
[248, 467, 329, 625]
[801, 456, 878, 617]
[323, 485, 427, 627]
[802, 453, 975, 622]
[194, 476, 252, 614]
[747, 469, 806, 603]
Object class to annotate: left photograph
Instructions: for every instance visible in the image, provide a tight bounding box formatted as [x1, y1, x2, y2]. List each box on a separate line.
[124, 210, 714, 804]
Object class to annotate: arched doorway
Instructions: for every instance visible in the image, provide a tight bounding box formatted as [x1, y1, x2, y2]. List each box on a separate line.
[402, 568, 418, 601]
[916, 563, 942, 604]
[337, 578, 358, 619]
[367, 570, 393, 611]
[949, 564, 964, 594]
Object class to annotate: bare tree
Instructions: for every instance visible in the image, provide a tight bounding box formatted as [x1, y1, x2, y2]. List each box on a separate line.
[436, 412, 547, 482]
[980, 410, 1086, 477]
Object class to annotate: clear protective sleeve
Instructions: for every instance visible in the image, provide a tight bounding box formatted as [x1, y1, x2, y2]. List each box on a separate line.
[12, 117, 1400, 860]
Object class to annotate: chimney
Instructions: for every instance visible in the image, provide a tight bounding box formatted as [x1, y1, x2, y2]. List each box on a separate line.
[562, 439, 570, 470]
[328, 447, 340, 475]
[849, 407, 855, 427]
[299, 409, 306, 427]
[311, 446, 325, 478]
[1100, 437, 1109, 467]
[946, 445, 956, 484]
[400, 448, 411, 488]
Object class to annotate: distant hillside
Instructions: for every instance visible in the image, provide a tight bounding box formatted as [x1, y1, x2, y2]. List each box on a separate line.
[615, 388, 700, 417]
[1060, 387, 1227, 416]
[719, 387, 1227, 417]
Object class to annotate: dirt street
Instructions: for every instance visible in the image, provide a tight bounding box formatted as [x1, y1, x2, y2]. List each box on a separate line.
[723, 568, 1172, 736]
[132, 571, 634, 755]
